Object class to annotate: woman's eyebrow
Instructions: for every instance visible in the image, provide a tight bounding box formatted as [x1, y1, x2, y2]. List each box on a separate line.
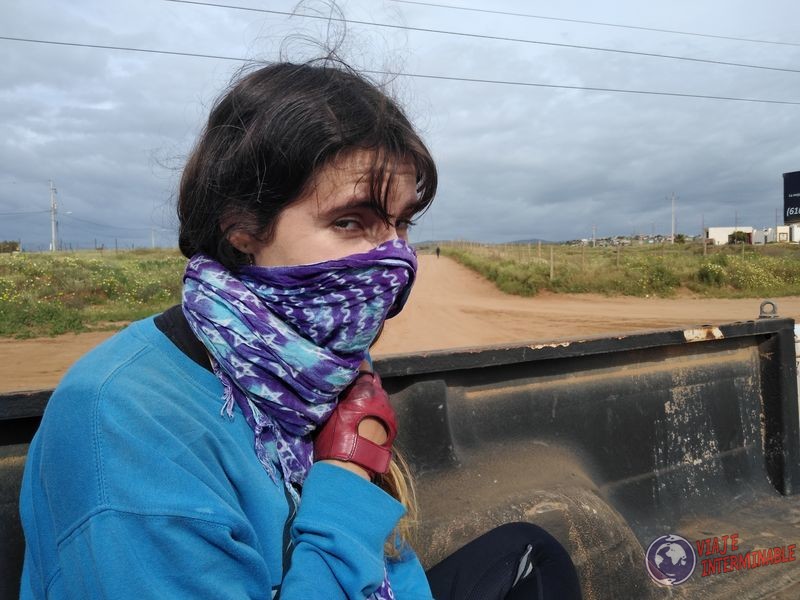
[319, 194, 423, 220]
[319, 198, 375, 218]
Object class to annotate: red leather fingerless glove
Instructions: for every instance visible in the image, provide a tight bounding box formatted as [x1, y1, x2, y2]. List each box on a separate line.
[314, 372, 397, 478]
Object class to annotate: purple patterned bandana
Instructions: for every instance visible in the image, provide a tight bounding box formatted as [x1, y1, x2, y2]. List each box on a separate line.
[183, 239, 416, 600]
[182, 239, 416, 499]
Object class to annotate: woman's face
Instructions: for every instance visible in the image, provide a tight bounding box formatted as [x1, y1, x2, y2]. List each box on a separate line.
[245, 150, 420, 267]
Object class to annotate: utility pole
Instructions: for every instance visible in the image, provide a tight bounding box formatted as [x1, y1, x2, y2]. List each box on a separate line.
[702, 214, 707, 256]
[49, 180, 58, 252]
[670, 193, 676, 244]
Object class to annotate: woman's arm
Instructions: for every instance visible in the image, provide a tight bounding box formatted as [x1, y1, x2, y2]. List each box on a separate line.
[283, 463, 406, 599]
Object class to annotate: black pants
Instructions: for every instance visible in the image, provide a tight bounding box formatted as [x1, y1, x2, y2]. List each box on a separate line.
[425, 522, 582, 600]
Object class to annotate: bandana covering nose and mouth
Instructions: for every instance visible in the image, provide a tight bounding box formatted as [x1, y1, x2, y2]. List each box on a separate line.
[182, 238, 417, 499]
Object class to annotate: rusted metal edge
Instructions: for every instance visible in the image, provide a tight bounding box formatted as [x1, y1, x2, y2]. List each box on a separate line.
[682, 326, 724, 343]
[374, 318, 796, 377]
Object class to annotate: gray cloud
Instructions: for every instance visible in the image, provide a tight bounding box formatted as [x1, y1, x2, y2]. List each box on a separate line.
[2, 0, 799, 249]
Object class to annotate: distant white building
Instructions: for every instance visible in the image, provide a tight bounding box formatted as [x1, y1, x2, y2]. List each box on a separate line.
[705, 226, 754, 245]
[750, 226, 800, 244]
[768, 226, 791, 243]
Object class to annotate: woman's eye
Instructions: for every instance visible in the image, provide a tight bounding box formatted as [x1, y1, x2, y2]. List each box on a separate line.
[395, 219, 417, 232]
[333, 218, 361, 231]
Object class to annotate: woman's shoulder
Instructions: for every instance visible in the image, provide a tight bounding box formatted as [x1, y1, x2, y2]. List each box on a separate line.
[53, 316, 219, 415]
[28, 316, 249, 532]
[60, 317, 183, 384]
[39, 316, 227, 463]
[38, 315, 223, 461]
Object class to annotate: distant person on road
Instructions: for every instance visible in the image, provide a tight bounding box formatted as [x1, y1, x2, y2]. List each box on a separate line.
[436, 245, 440, 259]
[19, 60, 581, 600]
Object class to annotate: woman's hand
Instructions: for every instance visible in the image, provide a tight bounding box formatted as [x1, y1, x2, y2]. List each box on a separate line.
[314, 369, 397, 481]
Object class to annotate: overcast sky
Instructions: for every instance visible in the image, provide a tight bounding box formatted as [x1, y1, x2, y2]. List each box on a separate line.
[2, 0, 800, 250]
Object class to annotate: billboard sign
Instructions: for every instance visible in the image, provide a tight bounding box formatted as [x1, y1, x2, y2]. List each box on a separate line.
[784, 171, 800, 224]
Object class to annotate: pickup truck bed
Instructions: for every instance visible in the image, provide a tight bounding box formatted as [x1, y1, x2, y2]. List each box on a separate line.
[2, 316, 799, 599]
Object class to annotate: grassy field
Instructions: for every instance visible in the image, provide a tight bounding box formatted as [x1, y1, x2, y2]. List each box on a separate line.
[0, 249, 185, 338]
[441, 241, 800, 299]
[2, 243, 800, 338]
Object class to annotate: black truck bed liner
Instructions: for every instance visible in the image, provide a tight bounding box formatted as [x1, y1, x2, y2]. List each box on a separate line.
[1, 317, 798, 599]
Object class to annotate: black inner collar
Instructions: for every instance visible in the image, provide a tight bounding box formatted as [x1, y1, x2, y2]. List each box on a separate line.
[154, 304, 212, 372]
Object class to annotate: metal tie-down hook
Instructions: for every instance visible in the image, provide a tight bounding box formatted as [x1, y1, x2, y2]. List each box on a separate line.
[759, 300, 778, 319]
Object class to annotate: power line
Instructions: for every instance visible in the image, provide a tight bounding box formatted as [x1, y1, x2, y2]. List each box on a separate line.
[0, 209, 49, 216]
[0, 35, 245, 62]
[2, 35, 800, 105]
[60, 213, 154, 232]
[392, 70, 800, 105]
[385, 0, 800, 48]
[164, 0, 800, 75]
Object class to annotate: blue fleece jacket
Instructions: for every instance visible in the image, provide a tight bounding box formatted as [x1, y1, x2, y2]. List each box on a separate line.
[19, 317, 433, 599]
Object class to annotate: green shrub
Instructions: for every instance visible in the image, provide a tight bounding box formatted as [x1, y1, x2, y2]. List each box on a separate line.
[711, 254, 729, 267]
[621, 256, 680, 296]
[0, 250, 186, 337]
[442, 242, 800, 299]
[697, 263, 726, 286]
[443, 249, 543, 296]
[726, 257, 781, 291]
[0, 299, 83, 338]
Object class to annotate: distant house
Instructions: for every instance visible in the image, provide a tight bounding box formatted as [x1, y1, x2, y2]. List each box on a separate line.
[749, 225, 800, 244]
[753, 226, 792, 244]
[705, 226, 754, 245]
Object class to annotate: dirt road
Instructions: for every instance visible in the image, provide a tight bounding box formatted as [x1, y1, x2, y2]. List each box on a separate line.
[2, 255, 798, 393]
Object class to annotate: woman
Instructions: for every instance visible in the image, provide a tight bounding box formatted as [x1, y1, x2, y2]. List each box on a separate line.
[19, 61, 581, 599]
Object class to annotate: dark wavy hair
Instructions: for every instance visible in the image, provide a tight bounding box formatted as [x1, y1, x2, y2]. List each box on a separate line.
[178, 61, 438, 269]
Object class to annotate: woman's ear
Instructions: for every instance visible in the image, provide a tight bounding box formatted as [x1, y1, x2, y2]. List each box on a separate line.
[227, 229, 257, 256]
[221, 213, 256, 254]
